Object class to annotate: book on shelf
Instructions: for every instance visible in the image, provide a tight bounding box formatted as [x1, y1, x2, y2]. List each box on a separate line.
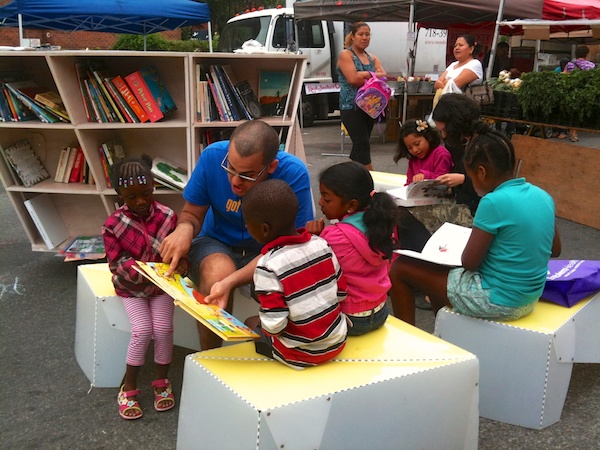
[99, 141, 126, 188]
[124, 70, 165, 123]
[2, 139, 50, 187]
[0, 82, 15, 122]
[0, 71, 31, 122]
[111, 75, 150, 123]
[83, 78, 107, 122]
[62, 146, 78, 183]
[134, 261, 259, 342]
[24, 194, 70, 250]
[394, 222, 472, 267]
[33, 90, 70, 121]
[386, 179, 451, 207]
[221, 64, 259, 120]
[86, 61, 123, 123]
[59, 235, 105, 261]
[102, 78, 135, 123]
[151, 157, 188, 191]
[54, 147, 70, 183]
[206, 69, 233, 121]
[205, 73, 229, 122]
[74, 63, 97, 122]
[259, 71, 292, 116]
[137, 66, 177, 116]
[68, 147, 85, 183]
[210, 65, 244, 121]
[4, 81, 61, 123]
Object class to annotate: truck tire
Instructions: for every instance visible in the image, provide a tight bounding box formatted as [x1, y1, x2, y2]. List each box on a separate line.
[302, 100, 314, 127]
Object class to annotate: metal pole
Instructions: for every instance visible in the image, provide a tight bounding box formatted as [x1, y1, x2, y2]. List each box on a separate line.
[18, 13, 24, 46]
[208, 21, 213, 52]
[486, 0, 506, 80]
[402, 0, 415, 125]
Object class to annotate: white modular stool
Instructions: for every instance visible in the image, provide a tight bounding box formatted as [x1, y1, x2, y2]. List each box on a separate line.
[177, 316, 479, 450]
[434, 293, 600, 429]
[75, 263, 258, 388]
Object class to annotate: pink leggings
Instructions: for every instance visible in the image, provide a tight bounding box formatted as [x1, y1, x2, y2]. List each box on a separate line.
[123, 293, 174, 367]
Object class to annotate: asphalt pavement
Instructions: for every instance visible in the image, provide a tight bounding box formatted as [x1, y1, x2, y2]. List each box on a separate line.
[1, 119, 599, 449]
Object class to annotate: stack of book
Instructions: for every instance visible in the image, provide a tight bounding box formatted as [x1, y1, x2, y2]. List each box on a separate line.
[196, 64, 261, 122]
[97, 141, 126, 188]
[0, 71, 70, 123]
[75, 61, 176, 124]
[54, 146, 93, 185]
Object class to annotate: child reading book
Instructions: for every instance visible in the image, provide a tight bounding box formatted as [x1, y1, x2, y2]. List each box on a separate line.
[242, 179, 348, 369]
[102, 155, 187, 420]
[389, 127, 561, 325]
[306, 162, 400, 335]
[394, 118, 452, 184]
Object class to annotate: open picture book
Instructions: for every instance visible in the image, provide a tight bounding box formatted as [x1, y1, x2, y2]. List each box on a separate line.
[134, 261, 259, 341]
[394, 222, 472, 266]
[386, 179, 451, 207]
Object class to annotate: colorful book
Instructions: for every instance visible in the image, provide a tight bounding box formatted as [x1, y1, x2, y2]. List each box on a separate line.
[258, 71, 292, 117]
[34, 90, 70, 121]
[151, 157, 188, 190]
[74, 63, 97, 122]
[103, 78, 136, 123]
[60, 235, 105, 260]
[221, 64, 254, 120]
[124, 70, 164, 122]
[3, 139, 50, 187]
[234, 79, 261, 119]
[111, 75, 149, 123]
[24, 194, 70, 249]
[134, 262, 259, 342]
[137, 66, 177, 116]
[5, 81, 59, 123]
[210, 65, 242, 121]
[394, 222, 472, 266]
[386, 180, 451, 207]
[62, 146, 78, 183]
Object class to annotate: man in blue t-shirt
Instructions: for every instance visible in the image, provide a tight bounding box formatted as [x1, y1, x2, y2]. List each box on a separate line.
[160, 120, 313, 349]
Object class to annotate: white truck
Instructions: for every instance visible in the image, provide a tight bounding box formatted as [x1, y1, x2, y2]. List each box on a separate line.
[218, 7, 448, 126]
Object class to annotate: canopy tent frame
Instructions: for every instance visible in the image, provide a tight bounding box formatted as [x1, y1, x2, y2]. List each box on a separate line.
[0, 0, 211, 51]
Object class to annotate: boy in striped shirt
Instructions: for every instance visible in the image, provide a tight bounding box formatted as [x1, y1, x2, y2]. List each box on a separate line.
[243, 179, 348, 369]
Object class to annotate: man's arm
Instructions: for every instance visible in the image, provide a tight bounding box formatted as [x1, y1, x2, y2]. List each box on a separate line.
[160, 201, 208, 276]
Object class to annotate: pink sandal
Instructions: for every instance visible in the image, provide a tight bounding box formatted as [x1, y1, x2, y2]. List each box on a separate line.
[151, 378, 176, 412]
[118, 386, 143, 420]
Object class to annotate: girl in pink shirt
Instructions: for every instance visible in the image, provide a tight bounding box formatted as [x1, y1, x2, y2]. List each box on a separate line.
[395, 118, 453, 184]
[306, 162, 401, 336]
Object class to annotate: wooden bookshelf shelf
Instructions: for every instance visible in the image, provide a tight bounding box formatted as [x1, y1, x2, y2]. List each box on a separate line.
[0, 50, 307, 252]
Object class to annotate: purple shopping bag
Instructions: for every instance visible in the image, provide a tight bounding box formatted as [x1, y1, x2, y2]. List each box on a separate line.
[542, 260, 600, 307]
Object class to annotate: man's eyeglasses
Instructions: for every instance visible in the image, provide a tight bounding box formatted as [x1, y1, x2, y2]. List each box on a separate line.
[220, 154, 270, 183]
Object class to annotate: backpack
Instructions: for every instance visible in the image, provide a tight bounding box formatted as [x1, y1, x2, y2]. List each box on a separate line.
[355, 73, 392, 119]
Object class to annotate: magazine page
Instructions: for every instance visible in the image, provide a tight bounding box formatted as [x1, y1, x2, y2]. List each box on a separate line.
[395, 222, 472, 266]
[386, 180, 449, 207]
[134, 261, 258, 341]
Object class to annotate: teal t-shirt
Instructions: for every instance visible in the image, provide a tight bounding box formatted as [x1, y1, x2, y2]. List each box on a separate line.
[474, 178, 555, 307]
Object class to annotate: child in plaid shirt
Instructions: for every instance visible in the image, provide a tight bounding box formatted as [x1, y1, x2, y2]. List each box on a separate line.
[102, 155, 186, 420]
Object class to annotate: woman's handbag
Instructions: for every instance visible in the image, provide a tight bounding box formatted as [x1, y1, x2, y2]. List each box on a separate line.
[542, 260, 600, 307]
[464, 84, 494, 106]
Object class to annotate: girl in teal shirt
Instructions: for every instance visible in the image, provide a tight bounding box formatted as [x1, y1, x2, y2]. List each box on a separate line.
[390, 126, 561, 325]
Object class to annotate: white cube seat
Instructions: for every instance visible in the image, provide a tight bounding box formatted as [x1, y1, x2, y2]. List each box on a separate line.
[75, 263, 258, 388]
[177, 316, 479, 450]
[434, 293, 600, 429]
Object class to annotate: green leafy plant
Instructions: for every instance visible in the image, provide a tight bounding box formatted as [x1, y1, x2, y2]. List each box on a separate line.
[515, 71, 565, 121]
[560, 68, 600, 126]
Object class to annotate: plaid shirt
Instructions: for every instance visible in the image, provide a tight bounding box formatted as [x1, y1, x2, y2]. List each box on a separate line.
[102, 201, 176, 298]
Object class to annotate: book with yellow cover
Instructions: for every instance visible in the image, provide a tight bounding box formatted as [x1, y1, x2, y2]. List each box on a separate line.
[134, 261, 259, 341]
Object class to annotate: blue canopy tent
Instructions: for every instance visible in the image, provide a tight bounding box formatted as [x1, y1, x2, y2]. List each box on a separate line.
[0, 0, 211, 50]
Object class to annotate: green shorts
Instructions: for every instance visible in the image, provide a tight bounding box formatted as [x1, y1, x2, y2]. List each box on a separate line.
[446, 268, 536, 321]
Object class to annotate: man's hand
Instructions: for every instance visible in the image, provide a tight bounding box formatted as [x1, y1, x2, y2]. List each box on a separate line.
[160, 223, 194, 276]
[306, 218, 325, 235]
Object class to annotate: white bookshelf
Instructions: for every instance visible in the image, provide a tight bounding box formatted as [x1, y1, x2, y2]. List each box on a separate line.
[0, 51, 307, 251]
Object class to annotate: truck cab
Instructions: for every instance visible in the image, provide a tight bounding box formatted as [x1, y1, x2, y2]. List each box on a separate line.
[218, 8, 340, 126]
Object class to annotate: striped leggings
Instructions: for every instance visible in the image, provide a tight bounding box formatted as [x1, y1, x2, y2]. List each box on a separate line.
[123, 293, 174, 367]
